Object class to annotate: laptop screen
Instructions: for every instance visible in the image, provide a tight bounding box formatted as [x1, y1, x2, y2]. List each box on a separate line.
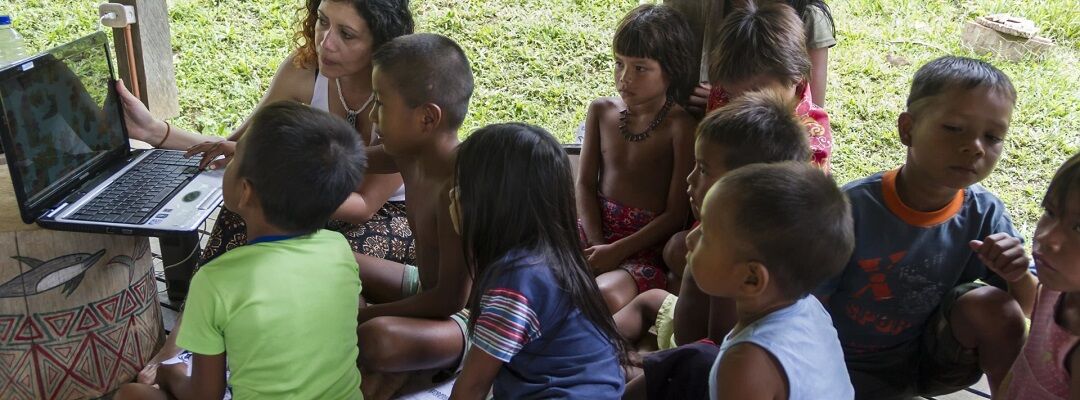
[0, 32, 128, 213]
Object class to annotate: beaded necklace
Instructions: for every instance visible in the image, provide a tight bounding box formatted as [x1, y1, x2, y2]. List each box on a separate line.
[619, 97, 673, 142]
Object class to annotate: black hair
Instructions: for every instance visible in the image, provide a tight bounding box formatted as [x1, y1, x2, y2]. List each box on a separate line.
[697, 88, 811, 169]
[372, 33, 474, 129]
[1045, 152, 1080, 216]
[709, 1, 810, 86]
[295, 0, 415, 68]
[455, 123, 630, 366]
[907, 56, 1017, 114]
[613, 4, 696, 104]
[714, 161, 853, 299]
[236, 101, 366, 233]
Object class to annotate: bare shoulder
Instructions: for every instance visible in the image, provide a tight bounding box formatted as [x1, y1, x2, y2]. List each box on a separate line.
[414, 173, 454, 211]
[665, 104, 697, 138]
[716, 342, 786, 399]
[587, 97, 626, 135]
[270, 51, 319, 103]
[718, 342, 779, 372]
[588, 96, 623, 114]
[436, 176, 453, 202]
[652, 103, 696, 146]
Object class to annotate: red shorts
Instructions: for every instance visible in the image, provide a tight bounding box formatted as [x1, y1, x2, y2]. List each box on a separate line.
[579, 194, 667, 292]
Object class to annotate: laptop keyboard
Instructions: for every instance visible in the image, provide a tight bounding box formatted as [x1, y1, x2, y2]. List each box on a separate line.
[68, 151, 204, 224]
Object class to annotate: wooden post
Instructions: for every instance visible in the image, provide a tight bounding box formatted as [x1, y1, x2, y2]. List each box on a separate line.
[110, 0, 179, 120]
[108, 0, 198, 301]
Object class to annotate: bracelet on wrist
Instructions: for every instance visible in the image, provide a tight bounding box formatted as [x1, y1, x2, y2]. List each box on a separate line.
[156, 121, 171, 148]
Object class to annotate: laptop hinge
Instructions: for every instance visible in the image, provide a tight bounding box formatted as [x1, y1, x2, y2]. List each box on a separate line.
[44, 202, 69, 219]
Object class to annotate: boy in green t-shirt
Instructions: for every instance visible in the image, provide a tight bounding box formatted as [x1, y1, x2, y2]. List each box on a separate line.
[116, 101, 368, 400]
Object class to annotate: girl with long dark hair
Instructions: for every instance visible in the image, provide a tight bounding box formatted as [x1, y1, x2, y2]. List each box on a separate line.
[449, 123, 629, 399]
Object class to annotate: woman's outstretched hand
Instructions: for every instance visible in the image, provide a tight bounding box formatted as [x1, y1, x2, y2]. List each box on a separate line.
[116, 80, 169, 145]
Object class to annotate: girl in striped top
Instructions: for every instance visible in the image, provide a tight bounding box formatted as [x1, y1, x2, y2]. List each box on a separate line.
[447, 123, 628, 399]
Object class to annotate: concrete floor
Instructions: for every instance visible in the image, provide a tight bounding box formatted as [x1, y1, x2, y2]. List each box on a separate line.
[929, 376, 992, 399]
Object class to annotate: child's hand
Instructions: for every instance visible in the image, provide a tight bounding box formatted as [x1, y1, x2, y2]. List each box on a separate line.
[153, 362, 187, 387]
[686, 82, 712, 119]
[185, 140, 235, 171]
[970, 233, 1031, 282]
[137, 361, 158, 385]
[585, 244, 622, 273]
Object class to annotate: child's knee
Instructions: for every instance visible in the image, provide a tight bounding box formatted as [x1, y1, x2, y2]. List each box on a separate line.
[114, 383, 165, 400]
[641, 288, 672, 303]
[663, 231, 689, 275]
[357, 318, 404, 368]
[598, 270, 635, 293]
[628, 288, 673, 320]
[598, 269, 637, 290]
[951, 285, 1025, 344]
[113, 384, 139, 400]
[598, 270, 639, 312]
[642, 288, 673, 312]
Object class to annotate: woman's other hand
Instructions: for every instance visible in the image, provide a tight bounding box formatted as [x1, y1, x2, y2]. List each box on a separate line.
[185, 140, 236, 170]
[686, 82, 712, 119]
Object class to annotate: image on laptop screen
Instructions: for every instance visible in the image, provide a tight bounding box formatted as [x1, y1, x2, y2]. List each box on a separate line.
[0, 35, 127, 208]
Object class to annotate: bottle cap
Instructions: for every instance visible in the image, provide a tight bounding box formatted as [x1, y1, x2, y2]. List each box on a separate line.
[0, 16, 10, 26]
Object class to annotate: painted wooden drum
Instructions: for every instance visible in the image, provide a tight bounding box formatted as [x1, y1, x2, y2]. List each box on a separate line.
[0, 162, 163, 399]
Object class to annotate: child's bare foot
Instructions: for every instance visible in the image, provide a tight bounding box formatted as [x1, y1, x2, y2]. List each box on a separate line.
[114, 383, 168, 400]
[361, 371, 410, 400]
[624, 364, 645, 384]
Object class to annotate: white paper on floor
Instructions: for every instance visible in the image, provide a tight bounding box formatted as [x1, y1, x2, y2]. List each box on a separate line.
[394, 378, 455, 400]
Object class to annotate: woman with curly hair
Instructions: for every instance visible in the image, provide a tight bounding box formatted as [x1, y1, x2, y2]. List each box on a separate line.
[119, 0, 417, 267]
[118, 1, 416, 392]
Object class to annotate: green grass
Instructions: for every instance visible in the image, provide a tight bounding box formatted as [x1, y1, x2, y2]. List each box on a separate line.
[10, 0, 1080, 242]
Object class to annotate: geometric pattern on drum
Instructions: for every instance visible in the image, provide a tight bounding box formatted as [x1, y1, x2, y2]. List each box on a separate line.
[0, 271, 161, 399]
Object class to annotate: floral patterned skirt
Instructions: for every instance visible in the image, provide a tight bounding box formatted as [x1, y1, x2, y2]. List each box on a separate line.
[199, 201, 416, 266]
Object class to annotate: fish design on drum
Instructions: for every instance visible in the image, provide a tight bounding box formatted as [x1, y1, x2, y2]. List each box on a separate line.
[0, 249, 106, 298]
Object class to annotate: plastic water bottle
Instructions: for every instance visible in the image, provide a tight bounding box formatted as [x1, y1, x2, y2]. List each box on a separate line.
[0, 15, 29, 67]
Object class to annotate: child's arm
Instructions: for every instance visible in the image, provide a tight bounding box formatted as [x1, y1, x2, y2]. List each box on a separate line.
[1069, 343, 1080, 399]
[589, 114, 694, 270]
[449, 347, 502, 400]
[808, 48, 828, 108]
[138, 313, 185, 384]
[674, 268, 710, 344]
[713, 343, 786, 400]
[357, 183, 471, 323]
[708, 295, 738, 343]
[363, 144, 401, 174]
[156, 352, 227, 400]
[576, 99, 608, 247]
[970, 233, 1037, 315]
[332, 173, 404, 223]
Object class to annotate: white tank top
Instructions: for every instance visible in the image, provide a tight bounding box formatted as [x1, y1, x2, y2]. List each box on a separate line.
[709, 296, 854, 400]
[312, 73, 406, 202]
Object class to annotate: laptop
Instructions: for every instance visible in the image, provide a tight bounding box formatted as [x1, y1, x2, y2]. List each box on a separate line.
[0, 32, 223, 236]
